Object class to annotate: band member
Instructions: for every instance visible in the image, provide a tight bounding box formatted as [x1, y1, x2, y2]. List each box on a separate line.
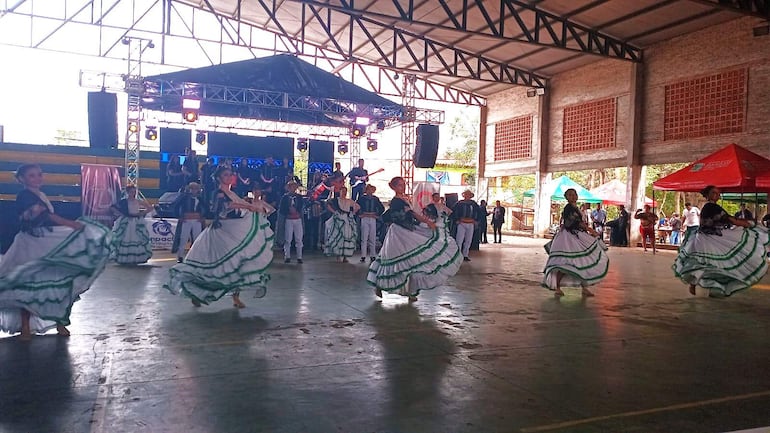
[0, 164, 111, 339]
[451, 190, 480, 262]
[171, 182, 206, 263]
[543, 188, 608, 297]
[165, 166, 275, 308]
[325, 186, 360, 262]
[347, 158, 369, 201]
[110, 185, 153, 265]
[276, 157, 294, 186]
[357, 184, 385, 263]
[181, 149, 200, 184]
[491, 200, 505, 243]
[259, 156, 276, 201]
[279, 181, 305, 264]
[674, 185, 769, 297]
[235, 158, 254, 197]
[367, 177, 462, 302]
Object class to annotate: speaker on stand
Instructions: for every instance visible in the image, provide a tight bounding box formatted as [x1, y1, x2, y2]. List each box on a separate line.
[414, 124, 439, 168]
[87, 92, 118, 149]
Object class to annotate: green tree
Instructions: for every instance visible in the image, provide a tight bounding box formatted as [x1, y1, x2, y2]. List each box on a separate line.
[443, 109, 479, 167]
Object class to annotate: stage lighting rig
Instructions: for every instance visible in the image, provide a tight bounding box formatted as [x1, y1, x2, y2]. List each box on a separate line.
[366, 139, 378, 152]
[338, 141, 349, 155]
[195, 131, 207, 145]
[145, 126, 158, 141]
[128, 122, 139, 133]
[350, 126, 364, 138]
[182, 98, 201, 123]
[297, 137, 308, 152]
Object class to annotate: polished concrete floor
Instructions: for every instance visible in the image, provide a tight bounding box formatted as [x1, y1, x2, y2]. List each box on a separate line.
[2, 237, 770, 433]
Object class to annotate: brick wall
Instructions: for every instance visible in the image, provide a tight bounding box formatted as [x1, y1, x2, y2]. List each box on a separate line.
[483, 16, 770, 175]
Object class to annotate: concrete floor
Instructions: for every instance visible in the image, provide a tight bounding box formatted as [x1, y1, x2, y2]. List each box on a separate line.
[2, 237, 770, 433]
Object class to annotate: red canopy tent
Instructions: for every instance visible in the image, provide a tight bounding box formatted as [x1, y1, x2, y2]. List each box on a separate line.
[756, 172, 770, 190]
[589, 179, 656, 206]
[653, 143, 770, 192]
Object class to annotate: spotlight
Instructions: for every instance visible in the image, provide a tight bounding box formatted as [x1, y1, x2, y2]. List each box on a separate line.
[128, 122, 139, 133]
[355, 116, 370, 125]
[350, 125, 364, 137]
[393, 72, 399, 80]
[195, 131, 207, 145]
[366, 139, 378, 152]
[145, 126, 158, 141]
[297, 137, 308, 152]
[376, 120, 386, 130]
[182, 98, 201, 123]
[338, 141, 349, 155]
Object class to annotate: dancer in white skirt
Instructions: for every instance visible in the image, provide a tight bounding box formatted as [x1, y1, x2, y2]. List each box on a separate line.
[110, 185, 153, 265]
[325, 186, 360, 262]
[165, 166, 275, 308]
[0, 164, 111, 339]
[674, 185, 769, 297]
[542, 188, 609, 297]
[367, 177, 462, 302]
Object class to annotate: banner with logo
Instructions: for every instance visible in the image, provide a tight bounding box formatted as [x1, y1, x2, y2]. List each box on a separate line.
[412, 181, 440, 211]
[426, 171, 450, 185]
[81, 164, 122, 227]
[148, 218, 177, 250]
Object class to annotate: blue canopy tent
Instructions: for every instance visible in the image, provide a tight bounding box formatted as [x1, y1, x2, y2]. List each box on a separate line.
[523, 176, 602, 203]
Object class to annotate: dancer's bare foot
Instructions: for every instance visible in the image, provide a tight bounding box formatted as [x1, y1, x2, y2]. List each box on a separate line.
[191, 298, 201, 307]
[375, 288, 383, 298]
[554, 288, 565, 297]
[56, 324, 71, 336]
[581, 288, 595, 297]
[19, 331, 32, 341]
[233, 296, 245, 309]
[689, 285, 696, 296]
[408, 295, 418, 302]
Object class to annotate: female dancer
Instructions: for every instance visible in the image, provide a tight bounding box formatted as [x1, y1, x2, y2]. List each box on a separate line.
[325, 186, 360, 262]
[110, 185, 153, 265]
[367, 177, 462, 302]
[0, 164, 111, 339]
[674, 185, 769, 297]
[165, 166, 275, 308]
[542, 188, 609, 297]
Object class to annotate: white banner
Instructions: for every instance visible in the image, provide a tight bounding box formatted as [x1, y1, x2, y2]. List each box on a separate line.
[148, 218, 177, 250]
[412, 181, 440, 211]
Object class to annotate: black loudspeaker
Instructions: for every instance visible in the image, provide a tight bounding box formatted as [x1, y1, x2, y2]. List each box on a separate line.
[414, 124, 439, 168]
[154, 192, 182, 218]
[160, 128, 191, 154]
[445, 193, 459, 209]
[87, 92, 118, 149]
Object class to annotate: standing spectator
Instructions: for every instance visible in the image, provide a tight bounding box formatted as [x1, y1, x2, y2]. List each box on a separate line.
[607, 204, 629, 247]
[477, 200, 490, 244]
[581, 203, 593, 227]
[591, 203, 607, 242]
[682, 202, 701, 241]
[669, 213, 682, 245]
[734, 203, 754, 221]
[491, 200, 505, 243]
[235, 159, 254, 198]
[181, 149, 200, 184]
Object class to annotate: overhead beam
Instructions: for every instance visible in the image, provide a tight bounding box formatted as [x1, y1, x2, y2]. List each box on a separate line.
[283, 0, 642, 62]
[687, 0, 770, 19]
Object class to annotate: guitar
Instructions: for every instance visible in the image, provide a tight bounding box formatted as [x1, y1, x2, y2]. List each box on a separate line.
[352, 168, 385, 188]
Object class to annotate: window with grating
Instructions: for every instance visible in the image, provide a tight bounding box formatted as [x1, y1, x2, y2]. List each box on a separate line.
[563, 98, 616, 153]
[664, 69, 746, 141]
[494, 115, 532, 161]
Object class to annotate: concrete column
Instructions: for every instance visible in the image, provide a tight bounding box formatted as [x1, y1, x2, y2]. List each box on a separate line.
[533, 91, 552, 238]
[477, 105, 489, 201]
[626, 62, 646, 246]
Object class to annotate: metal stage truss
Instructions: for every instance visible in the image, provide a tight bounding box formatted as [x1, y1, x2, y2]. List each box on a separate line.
[0, 0, 487, 105]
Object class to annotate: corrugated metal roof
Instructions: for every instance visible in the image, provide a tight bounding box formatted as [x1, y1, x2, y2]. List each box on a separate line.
[177, 0, 751, 98]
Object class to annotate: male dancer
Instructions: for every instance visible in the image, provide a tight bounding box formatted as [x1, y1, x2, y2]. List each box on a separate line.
[357, 184, 385, 263]
[171, 182, 206, 263]
[279, 181, 305, 264]
[452, 189, 480, 262]
[347, 158, 369, 201]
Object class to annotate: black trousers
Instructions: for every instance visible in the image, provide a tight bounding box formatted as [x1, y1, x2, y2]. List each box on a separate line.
[492, 222, 503, 243]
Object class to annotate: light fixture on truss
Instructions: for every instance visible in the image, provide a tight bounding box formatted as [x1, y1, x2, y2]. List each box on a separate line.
[338, 140, 349, 155]
[297, 137, 308, 152]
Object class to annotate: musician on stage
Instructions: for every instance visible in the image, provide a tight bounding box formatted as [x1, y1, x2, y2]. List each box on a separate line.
[357, 184, 385, 263]
[259, 156, 276, 203]
[347, 159, 369, 201]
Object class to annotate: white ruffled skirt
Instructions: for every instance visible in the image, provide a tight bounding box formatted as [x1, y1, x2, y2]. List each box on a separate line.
[0, 219, 111, 334]
[673, 226, 770, 296]
[111, 216, 152, 264]
[542, 229, 609, 291]
[324, 212, 358, 257]
[367, 222, 461, 296]
[165, 212, 274, 305]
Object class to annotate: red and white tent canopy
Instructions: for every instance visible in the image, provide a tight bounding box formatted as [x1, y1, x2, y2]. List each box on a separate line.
[589, 179, 656, 206]
[653, 144, 770, 192]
